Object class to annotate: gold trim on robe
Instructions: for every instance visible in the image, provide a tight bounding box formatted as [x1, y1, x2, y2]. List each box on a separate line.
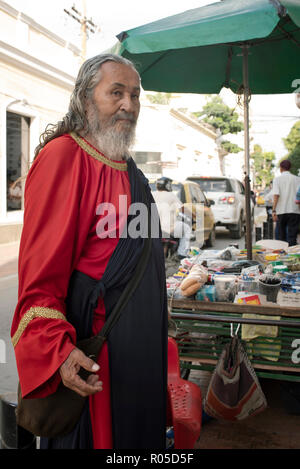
[70, 132, 128, 171]
[12, 307, 67, 347]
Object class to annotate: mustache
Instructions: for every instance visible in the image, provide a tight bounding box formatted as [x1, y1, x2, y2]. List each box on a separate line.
[112, 112, 137, 124]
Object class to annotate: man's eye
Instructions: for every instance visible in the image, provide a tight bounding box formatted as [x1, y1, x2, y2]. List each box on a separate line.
[113, 90, 122, 96]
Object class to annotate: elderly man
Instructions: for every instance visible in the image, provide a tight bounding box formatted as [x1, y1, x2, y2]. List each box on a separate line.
[272, 159, 300, 246]
[11, 54, 168, 449]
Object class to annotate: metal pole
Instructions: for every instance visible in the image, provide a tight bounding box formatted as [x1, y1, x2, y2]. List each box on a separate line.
[243, 45, 252, 260]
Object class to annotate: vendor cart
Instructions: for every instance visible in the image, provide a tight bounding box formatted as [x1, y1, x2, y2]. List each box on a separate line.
[169, 299, 300, 383]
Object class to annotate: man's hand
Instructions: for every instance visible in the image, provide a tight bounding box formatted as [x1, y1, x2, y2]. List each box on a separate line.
[59, 348, 103, 397]
[272, 212, 278, 222]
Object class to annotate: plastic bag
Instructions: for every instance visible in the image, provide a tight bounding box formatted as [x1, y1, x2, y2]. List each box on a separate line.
[180, 264, 208, 297]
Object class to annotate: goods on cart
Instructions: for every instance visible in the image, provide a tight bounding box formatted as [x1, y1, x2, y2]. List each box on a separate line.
[180, 264, 208, 297]
[258, 275, 282, 303]
[214, 275, 236, 302]
[166, 243, 300, 307]
[167, 243, 300, 398]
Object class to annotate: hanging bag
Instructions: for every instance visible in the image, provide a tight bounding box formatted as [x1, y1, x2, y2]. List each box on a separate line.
[204, 328, 267, 421]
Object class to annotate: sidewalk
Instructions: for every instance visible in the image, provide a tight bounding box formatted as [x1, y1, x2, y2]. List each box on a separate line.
[0, 241, 20, 278]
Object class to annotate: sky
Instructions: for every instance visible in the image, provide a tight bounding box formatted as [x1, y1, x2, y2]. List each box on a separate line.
[8, 0, 214, 54]
[5, 0, 300, 162]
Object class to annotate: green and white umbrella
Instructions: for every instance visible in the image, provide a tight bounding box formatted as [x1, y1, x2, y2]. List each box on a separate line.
[112, 0, 300, 258]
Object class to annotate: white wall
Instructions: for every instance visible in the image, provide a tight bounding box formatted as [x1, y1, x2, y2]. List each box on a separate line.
[134, 103, 220, 182]
[0, 4, 78, 230]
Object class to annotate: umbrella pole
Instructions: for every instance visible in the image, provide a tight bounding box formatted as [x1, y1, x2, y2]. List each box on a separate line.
[243, 45, 252, 260]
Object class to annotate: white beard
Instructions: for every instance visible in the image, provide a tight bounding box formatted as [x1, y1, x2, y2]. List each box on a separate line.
[86, 101, 137, 161]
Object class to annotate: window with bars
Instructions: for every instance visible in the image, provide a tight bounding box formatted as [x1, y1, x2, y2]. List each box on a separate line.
[6, 112, 30, 211]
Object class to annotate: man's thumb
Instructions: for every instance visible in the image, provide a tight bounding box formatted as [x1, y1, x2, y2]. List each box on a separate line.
[77, 349, 100, 372]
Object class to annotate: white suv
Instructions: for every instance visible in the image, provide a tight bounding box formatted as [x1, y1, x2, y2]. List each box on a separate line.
[187, 176, 254, 239]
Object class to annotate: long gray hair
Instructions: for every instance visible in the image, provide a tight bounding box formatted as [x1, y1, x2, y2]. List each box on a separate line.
[34, 53, 139, 159]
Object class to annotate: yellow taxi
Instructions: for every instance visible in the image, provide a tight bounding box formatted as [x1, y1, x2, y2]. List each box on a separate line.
[149, 178, 216, 247]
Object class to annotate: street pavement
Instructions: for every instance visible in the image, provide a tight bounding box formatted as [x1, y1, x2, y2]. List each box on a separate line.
[0, 242, 19, 395]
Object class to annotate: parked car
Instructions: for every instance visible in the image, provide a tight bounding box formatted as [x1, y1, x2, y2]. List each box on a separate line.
[149, 179, 216, 247]
[187, 176, 254, 239]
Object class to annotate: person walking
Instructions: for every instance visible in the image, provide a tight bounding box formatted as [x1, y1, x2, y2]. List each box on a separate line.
[272, 160, 300, 246]
[11, 54, 168, 449]
[152, 177, 192, 259]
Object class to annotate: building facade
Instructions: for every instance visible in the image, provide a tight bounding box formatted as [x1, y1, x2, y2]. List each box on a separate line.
[0, 0, 80, 243]
[0, 1, 222, 244]
[133, 103, 220, 182]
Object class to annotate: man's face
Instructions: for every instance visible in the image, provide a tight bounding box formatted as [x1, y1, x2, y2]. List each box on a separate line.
[87, 61, 141, 136]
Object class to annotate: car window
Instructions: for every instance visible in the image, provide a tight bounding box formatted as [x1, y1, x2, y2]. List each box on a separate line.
[201, 189, 209, 205]
[149, 181, 184, 202]
[189, 178, 233, 192]
[189, 183, 206, 203]
[180, 185, 186, 203]
[195, 185, 206, 203]
[172, 183, 185, 203]
[237, 181, 245, 194]
[188, 184, 200, 203]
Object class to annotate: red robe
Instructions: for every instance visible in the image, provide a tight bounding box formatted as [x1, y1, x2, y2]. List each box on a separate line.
[11, 132, 133, 448]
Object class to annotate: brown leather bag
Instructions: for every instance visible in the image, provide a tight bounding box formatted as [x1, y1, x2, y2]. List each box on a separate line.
[16, 335, 106, 438]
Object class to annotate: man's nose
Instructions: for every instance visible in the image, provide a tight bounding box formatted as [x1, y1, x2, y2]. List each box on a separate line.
[120, 94, 137, 113]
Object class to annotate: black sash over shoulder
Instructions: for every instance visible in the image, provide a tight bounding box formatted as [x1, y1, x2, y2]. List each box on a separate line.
[41, 157, 167, 449]
[66, 157, 153, 340]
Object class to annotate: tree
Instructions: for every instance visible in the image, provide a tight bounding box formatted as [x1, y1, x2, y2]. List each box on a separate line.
[146, 92, 172, 105]
[283, 121, 300, 176]
[251, 144, 276, 189]
[283, 121, 300, 153]
[192, 96, 244, 175]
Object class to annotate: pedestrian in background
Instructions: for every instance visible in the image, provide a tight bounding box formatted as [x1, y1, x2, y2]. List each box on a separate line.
[153, 176, 191, 259]
[272, 160, 300, 246]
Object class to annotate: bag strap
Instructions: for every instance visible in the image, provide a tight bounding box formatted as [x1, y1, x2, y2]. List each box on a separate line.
[97, 179, 152, 340]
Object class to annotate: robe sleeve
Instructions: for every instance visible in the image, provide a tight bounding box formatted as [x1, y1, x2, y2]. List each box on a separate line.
[11, 136, 88, 398]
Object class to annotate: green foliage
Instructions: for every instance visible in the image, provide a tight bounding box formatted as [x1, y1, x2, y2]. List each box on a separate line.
[146, 92, 172, 105]
[251, 144, 276, 189]
[283, 121, 300, 153]
[193, 95, 244, 136]
[221, 140, 243, 154]
[287, 144, 300, 176]
[283, 121, 300, 176]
